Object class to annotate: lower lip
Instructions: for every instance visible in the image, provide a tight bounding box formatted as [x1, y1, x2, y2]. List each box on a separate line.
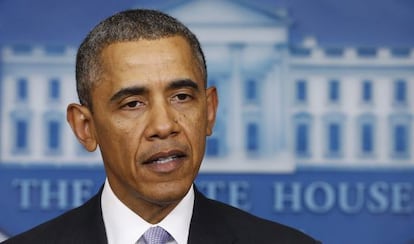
[145, 157, 184, 173]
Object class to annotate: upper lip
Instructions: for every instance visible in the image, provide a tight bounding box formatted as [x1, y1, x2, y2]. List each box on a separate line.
[143, 150, 187, 164]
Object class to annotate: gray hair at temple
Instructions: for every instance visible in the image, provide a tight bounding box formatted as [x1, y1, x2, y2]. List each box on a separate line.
[75, 9, 207, 109]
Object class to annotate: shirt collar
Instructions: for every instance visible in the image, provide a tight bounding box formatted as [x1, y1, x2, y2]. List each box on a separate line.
[101, 179, 194, 244]
[158, 184, 194, 244]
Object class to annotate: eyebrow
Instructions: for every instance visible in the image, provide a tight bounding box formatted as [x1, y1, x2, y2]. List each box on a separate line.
[167, 79, 200, 91]
[109, 86, 148, 103]
[109, 79, 200, 103]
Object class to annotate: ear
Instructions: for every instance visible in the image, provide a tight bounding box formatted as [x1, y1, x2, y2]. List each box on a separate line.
[205, 87, 218, 136]
[66, 103, 97, 152]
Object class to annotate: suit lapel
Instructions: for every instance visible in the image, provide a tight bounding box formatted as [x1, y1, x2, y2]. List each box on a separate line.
[87, 186, 238, 243]
[74, 187, 108, 244]
[188, 188, 237, 244]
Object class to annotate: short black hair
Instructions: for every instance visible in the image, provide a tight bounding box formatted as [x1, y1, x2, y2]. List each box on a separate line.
[76, 9, 207, 109]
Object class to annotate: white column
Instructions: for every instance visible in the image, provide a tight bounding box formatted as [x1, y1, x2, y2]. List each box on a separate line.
[272, 45, 289, 153]
[268, 44, 294, 167]
[228, 43, 244, 161]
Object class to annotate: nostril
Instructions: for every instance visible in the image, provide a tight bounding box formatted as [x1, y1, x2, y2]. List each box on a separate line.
[144, 103, 180, 139]
[146, 116, 180, 140]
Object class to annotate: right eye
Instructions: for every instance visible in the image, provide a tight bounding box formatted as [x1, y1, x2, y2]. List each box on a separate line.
[121, 100, 144, 110]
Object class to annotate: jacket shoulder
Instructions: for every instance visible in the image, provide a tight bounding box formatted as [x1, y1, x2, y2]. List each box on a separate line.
[2, 192, 106, 244]
[192, 189, 320, 244]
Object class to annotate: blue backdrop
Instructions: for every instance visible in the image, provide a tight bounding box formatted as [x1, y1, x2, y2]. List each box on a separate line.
[1, 1, 414, 243]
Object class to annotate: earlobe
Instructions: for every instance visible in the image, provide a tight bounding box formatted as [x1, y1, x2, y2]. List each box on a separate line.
[66, 104, 97, 152]
[206, 87, 218, 136]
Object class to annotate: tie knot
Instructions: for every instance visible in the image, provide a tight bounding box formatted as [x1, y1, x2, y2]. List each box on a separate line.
[143, 226, 172, 244]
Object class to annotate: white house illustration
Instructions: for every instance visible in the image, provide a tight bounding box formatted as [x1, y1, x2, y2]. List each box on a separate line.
[0, 0, 413, 172]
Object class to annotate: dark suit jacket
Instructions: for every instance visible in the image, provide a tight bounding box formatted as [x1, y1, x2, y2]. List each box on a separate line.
[2, 186, 320, 244]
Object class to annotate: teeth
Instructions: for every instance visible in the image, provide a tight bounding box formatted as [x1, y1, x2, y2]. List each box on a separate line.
[154, 155, 177, 164]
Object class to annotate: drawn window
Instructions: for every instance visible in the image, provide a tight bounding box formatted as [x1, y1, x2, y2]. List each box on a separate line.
[16, 78, 28, 101]
[246, 123, 259, 153]
[293, 113, 312, 157]
[393, 124, 410, 159]
[11, 111, 31, 154]
[205, 118, 225, 158]
[394, 79, 407, 105]
[245, 79, 258, 103]
[296, 80, 307, 103]
[329, 123, 341, 153]
[44, 113, 63, 154]
[389, 114, 411, 159]
[48, 120, 61, 151]
[357, 114, 376, 157]
[328, 79, 340, 103]
[362, 80, 373, 103]
[49, 78, 61, 100]
[206, 137, 220, 157]
[323, 113, 345, 158]
[361, 124, 374, 153]
[15, 119, 29, 151]
[297, 124, 309, 155]
[394, 125, 407, 154]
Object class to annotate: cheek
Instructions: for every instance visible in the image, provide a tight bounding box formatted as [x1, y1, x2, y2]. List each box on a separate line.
[97, 121, 143, 175]
[180, 109, 207, 131]
[95, 117, 140, 153]
[179, 111, 208, 150]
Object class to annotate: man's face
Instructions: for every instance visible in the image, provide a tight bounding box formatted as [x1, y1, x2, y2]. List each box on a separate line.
[85, 37, 217, 215]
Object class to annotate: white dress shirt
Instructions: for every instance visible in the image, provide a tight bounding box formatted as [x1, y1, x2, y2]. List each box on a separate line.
[101, 179, 194, 244]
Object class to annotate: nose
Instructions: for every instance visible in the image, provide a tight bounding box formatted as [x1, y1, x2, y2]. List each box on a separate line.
[145, 100, 179, 140]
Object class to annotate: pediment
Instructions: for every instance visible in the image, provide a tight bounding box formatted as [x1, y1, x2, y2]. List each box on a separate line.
[164, 0, 287, 26]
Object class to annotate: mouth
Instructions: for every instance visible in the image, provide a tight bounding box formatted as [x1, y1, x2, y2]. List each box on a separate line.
[145, 153, 186, 164]
[143, 150, 187, 173]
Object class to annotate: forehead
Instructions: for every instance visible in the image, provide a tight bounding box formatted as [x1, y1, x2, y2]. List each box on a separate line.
[96, 37, 203, 89]
[100, 37, 192, 66]
[92, 36, 205, 95]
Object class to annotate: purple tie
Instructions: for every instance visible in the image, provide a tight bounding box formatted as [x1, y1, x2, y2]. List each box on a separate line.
[143, 226, 173, 244]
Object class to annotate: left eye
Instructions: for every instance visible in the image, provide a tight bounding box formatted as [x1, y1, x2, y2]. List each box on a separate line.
[126, 101, 139, 107]
[121, 100, 144, 109]
[172, 93, 192, 102]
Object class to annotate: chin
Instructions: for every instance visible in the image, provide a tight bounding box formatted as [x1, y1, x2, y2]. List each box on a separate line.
[150, 182, 190, 203]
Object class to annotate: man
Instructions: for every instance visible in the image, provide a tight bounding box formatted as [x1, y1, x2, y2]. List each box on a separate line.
[3, 9, 320, 244]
